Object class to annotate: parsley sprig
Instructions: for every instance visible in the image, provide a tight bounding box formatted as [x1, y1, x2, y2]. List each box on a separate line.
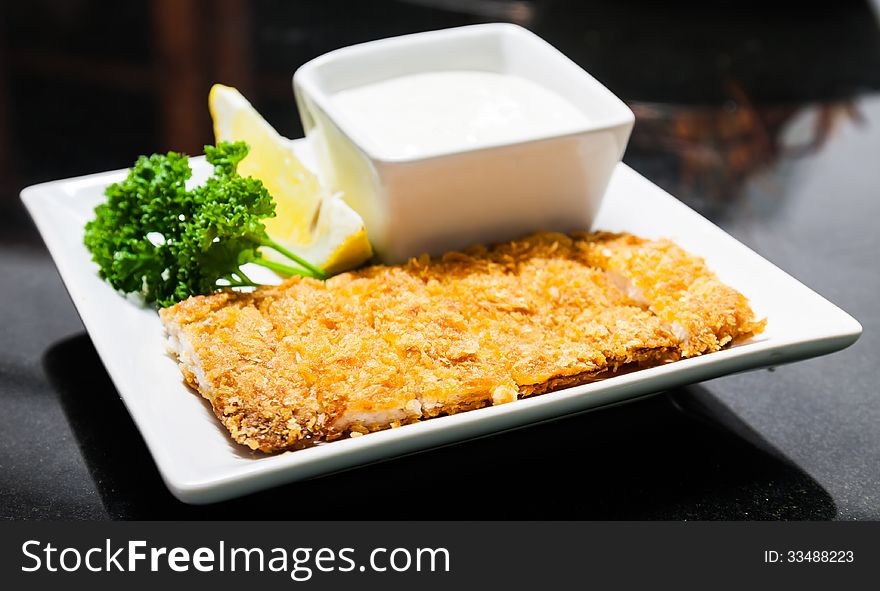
[84, 141, 326, 307]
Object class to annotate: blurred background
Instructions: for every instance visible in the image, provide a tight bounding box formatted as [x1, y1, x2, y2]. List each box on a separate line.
[2, 0, 879, 519]
[3, 0, 879, 228]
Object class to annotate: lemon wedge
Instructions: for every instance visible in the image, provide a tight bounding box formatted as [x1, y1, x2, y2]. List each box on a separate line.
[208, 84, 372, 275]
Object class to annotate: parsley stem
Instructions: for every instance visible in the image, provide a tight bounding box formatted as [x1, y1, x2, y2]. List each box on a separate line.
[220, 274, 258, 288]
[235, 266, 255, 285]
[258, 238, 327, 279]
[251, 257, 318, 278]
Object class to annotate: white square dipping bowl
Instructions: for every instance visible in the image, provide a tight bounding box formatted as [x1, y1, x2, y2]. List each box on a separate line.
[293, 23, 635, 263]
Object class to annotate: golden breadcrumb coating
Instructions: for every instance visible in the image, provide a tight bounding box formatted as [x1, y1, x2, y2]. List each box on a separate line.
[159, 232, 764, 452]
[578, 232, 765, 357]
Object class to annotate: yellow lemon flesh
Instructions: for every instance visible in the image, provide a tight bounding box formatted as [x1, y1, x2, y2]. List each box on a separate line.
[208, 84, 372, 275]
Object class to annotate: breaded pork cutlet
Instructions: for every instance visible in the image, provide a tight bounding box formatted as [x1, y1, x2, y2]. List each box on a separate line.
[160, 232, 764, 452]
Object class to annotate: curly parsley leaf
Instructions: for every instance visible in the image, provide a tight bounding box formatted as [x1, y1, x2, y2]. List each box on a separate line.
[83, 141, 325, 307]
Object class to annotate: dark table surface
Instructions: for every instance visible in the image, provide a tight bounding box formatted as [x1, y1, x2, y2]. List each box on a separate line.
[1, 0, 878, 520]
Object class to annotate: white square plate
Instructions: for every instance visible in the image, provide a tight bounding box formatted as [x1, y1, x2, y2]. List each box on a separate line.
[21, 139, 862, 504]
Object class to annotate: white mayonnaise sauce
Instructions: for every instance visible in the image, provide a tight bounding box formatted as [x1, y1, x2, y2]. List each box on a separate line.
[330, 70, 591, 159]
